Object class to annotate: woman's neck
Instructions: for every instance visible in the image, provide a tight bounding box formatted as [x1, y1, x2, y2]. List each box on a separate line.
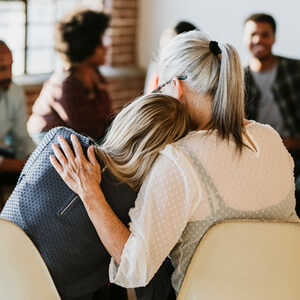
[71, 63, 95, 90]
[187, 93, 213, 131]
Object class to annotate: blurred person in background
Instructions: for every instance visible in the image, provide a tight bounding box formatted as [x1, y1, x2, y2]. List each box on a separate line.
[243, 13, 300, 215]
[144, 21, 199, 94]
[27, 9, 113, 146]
[0, 40, 35, 208]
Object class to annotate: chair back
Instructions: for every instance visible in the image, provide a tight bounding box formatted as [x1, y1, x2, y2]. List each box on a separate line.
[177, 219, 300, 300]
[0, 218, 61, 300]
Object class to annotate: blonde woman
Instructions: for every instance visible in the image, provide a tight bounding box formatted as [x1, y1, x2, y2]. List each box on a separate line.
[51, 30, 298, 296]
[1, 93, 190, 300]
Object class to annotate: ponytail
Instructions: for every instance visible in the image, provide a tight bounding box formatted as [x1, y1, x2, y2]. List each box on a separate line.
[159, 30, 246, 153]
[210, 43, 245, 153]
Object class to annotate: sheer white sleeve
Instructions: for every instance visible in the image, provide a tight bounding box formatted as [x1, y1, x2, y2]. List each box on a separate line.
[109, 145, 201, 287]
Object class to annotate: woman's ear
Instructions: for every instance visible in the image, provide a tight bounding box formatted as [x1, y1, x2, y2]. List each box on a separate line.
[172, 77, 184, 102]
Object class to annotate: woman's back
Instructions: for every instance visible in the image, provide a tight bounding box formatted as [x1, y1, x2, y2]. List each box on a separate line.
[176, 121, 295, 215]
[166, 121, 297, 291]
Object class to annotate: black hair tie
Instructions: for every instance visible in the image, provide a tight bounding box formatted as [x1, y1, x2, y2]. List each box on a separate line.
[209, 41, 222, 56]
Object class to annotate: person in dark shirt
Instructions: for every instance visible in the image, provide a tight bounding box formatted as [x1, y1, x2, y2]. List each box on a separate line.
[243, 13, 300, 215]
[27, 9, 113, 146]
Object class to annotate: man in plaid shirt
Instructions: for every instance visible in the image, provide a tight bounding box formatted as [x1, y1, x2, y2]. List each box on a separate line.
[243, 13, 300, 215]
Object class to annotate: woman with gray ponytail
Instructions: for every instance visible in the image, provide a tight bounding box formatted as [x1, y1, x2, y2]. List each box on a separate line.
[51, 30, 298, 296]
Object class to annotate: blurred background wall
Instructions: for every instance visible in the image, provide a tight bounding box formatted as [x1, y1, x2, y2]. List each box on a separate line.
[138, 0, 300, 69]
[1, 0, 299, 115]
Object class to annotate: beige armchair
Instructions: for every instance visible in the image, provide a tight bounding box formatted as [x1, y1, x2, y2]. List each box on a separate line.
[0, 218, 60, 300]
[177, 219, 300, 300]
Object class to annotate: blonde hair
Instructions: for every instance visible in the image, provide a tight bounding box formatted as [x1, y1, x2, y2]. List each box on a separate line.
[95, 94, 190, 190]
[158, 30, 246, 152]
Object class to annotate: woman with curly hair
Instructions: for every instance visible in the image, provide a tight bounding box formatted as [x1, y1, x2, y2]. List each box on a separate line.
[27, 9, 112, 146]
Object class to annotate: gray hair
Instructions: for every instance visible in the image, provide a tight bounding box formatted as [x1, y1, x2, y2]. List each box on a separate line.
[158, 30, 246, 152]
[95, 94, 190, 190]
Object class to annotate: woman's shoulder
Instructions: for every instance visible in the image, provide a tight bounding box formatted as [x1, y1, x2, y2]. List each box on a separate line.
[47, 69, 81, 90]
[246, 120, 282, 139]
[159, 133, 203, 165]
[245, 121, 289, 157]
[48, 69, 69, 83]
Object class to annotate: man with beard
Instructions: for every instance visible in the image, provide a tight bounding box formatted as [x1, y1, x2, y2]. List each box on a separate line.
[0, 41, 35, 208]
[243, 13, 300, 215]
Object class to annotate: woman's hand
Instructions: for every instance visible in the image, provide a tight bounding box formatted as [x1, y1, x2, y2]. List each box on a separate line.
[50, 134, 130, 264]
[50, 134, 102, 200]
